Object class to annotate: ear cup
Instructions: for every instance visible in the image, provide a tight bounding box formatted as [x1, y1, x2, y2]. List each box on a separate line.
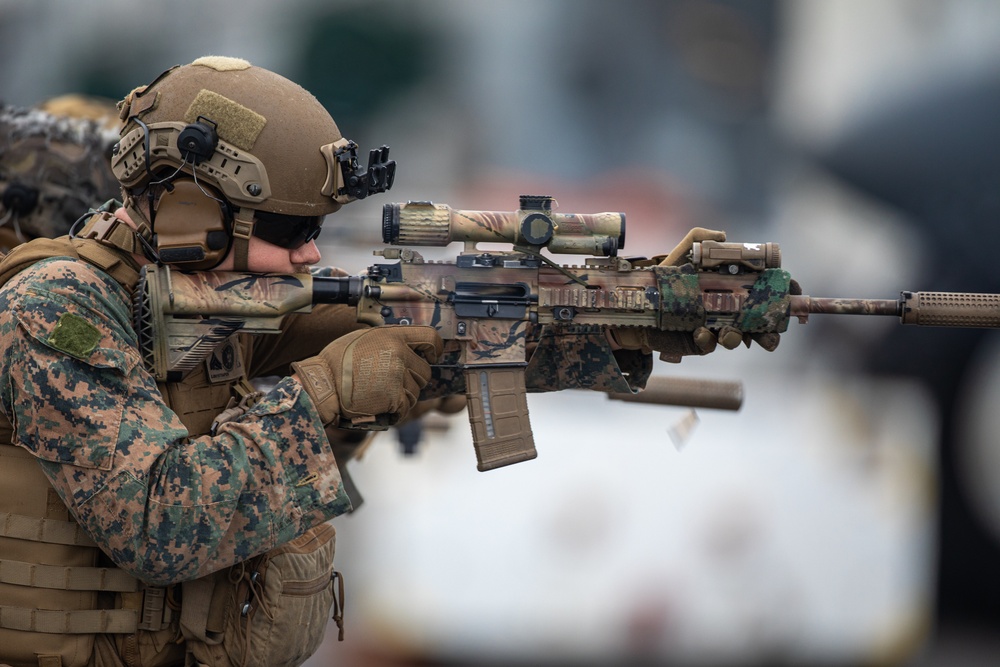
[153, 179, 231, 269]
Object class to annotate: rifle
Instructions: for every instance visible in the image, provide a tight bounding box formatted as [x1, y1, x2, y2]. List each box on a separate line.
[133, 195, 1000, 471]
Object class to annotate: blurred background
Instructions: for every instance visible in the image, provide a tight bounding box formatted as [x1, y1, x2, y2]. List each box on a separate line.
[4, 0, 1000, 664]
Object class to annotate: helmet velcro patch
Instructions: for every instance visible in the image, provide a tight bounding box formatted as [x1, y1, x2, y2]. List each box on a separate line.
[184, 89, 265, 151]
[191, 56, 251, 72]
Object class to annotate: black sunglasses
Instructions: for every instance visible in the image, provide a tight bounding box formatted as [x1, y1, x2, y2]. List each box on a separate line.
[252, 211, 323, 249]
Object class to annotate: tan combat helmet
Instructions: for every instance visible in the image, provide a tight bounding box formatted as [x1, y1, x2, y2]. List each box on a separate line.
[0, 102, 120, 250]
[112, 56, 395, 271]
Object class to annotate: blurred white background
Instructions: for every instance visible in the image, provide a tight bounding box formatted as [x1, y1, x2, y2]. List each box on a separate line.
[5, 1, 1000, 664]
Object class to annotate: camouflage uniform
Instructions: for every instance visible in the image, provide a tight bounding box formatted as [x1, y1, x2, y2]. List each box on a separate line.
[0, 230, 361, 666]
[0, 55, 416, 667]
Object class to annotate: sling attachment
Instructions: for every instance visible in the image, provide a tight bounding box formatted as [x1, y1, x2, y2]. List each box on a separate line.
[210, 379, 264, 435]
[332, 569, 346, 641]
[76, 211, 144, 257]
[131, 585, 176, 632]
[231, 209, 255, 272]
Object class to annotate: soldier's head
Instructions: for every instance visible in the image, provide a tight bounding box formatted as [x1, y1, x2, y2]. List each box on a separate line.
[0, 102, 119, 251]
[112, 56, 394, 272]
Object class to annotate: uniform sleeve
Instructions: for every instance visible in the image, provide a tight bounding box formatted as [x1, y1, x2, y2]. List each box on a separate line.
[0, 259, 352, 586]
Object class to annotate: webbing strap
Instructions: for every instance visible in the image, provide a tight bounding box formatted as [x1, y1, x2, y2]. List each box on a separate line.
[231, 209, 254, 272]
[72, 214, 142, 288]
[0, 605, 138, 634]
[0, 558, 138, 592]
[74, 241, 140, 289]
[0, 512, 96, 548]
[76, 212, 142, 256]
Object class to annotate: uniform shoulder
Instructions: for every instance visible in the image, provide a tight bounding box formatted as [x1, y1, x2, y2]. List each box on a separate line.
[0, 256, 130, 322]
[5, 256, 117, 294]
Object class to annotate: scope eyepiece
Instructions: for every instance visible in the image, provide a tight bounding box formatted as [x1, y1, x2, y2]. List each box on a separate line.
[382, 203, 400, 244]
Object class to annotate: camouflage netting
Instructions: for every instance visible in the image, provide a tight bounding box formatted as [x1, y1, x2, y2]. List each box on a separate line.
[0, 101, 120, 248]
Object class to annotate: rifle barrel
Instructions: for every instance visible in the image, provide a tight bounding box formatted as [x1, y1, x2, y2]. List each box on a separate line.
[790, 292, 1000, 328]
[791, 296, 900, 318]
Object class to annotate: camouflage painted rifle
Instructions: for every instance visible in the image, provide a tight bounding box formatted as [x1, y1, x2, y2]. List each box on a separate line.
[133, 195, 1000, 471]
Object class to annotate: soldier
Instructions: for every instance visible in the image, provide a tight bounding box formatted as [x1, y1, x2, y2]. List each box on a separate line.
[0, 100, 120, 252]
[0, 57, 745, 667]
[0, 56, 445, 667]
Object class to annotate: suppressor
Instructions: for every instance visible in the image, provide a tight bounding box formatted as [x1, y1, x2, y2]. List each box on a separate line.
[607, 376, 744, 411]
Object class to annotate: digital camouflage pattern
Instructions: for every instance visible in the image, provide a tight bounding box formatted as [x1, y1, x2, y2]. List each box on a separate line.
[733, 268, 793, 333]
[0, 103, 120, 246]
[420, 325, 652, 398]
[654, 265, 706, 330]
[0, 255, 352, 585]
[523, 325, 651, 394]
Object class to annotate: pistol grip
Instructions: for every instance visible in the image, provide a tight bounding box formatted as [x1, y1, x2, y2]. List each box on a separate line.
[463, 366, 537, 471]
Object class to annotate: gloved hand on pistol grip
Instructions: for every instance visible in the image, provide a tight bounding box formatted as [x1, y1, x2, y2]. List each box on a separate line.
[291, 325, 443, 427]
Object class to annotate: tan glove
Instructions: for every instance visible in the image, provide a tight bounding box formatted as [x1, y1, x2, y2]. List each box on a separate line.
[609, 323, 785, 362]
[292, 325, 443, 427]
[717, 279, 802, 354]
[609, 327, 718, 363]
[658, 227, 727, 266]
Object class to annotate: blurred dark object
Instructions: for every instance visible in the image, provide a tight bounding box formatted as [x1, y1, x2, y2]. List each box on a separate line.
[396, 419, 423, 456]
[0, 100, 119, 249]
[815, 66, 1000, 623]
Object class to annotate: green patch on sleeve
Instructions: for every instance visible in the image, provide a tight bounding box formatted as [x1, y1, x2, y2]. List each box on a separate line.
[48, 312, 101, 359]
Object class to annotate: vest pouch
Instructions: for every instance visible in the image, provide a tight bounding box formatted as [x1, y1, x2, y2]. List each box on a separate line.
[0, 445, 100, 667]
[183, 523, 339, 667]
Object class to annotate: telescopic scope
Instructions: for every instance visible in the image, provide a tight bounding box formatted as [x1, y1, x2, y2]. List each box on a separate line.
[382, 195, 626, 257]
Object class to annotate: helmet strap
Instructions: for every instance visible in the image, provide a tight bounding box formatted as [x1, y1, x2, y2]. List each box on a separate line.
[231, 208, 255, 271]
[120, 191, 162, 262]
